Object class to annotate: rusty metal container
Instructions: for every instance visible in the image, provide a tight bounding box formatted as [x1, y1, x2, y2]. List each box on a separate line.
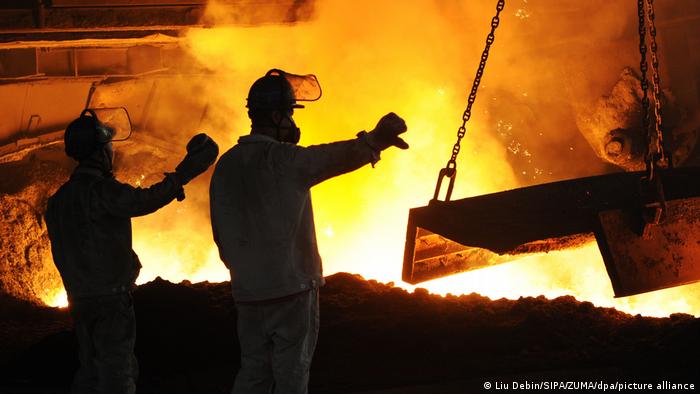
[403, 167, 700, 297]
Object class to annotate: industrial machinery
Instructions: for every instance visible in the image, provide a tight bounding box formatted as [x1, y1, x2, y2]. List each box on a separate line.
[402, 0, 700, 297]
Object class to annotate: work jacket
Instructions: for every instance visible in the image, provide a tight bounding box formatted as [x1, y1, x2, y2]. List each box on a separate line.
[210, 133, 379, 302]
[45, 165, 183, 299]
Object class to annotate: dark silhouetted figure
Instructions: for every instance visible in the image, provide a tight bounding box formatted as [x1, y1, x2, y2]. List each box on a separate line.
[45, 109, 218, 394]
[209, 69, 409, 394]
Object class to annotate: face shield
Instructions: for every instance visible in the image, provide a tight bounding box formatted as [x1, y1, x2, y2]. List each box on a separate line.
[247, 69, 322, 110]
[88, 107, 133, 142]
[273, 69, 322, 103]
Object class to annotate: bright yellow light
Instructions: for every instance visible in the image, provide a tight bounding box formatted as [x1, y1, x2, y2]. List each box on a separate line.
[37, 0, 700, 319]
[45, 287, 68, 308]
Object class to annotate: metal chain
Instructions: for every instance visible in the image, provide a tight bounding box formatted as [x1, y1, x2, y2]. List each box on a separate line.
[637, 0, 667, 231]
[645, 0, 667, 170]
[637, 0, 652, 176]
[445, 0, 505, 172]
[638, 0, 667, 179]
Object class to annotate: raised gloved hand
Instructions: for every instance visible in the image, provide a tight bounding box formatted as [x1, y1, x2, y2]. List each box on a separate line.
[175, 133, 219, 186]
[366, 112, 409, 151]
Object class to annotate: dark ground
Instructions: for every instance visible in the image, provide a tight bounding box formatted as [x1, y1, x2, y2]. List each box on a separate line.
[1, 273, 699, 393]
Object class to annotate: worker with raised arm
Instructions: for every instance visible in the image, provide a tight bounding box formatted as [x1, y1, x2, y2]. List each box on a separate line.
[209, 69, 409, 394]
[45, 109, 218, 394]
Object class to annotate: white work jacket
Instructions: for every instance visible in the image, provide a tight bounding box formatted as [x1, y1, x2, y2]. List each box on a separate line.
[210, 133, 379, 302]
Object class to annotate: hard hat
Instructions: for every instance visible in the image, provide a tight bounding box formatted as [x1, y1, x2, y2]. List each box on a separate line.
[246, 69, 323, 111]
[247, 69, 304, 111]
[64, 109, 115, 160]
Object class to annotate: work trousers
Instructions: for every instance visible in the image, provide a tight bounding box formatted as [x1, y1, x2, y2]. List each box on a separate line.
[69, 292, 138, 394]
[232, 289, 319, 394]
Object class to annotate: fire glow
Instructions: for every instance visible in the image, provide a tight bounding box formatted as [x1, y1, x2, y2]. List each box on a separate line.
[43, 0, 700, 317]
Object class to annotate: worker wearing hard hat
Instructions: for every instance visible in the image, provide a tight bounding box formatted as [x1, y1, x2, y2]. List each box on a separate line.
[45, 109, 218, 394]
[209, 69, 409, 393]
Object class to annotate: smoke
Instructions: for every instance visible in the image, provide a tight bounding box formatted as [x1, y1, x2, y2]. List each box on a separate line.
[201, 0, 316, 27]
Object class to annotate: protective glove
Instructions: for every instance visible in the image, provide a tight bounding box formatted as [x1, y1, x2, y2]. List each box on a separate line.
[366, 112, 409, 151]
[175, 133, 219, 186]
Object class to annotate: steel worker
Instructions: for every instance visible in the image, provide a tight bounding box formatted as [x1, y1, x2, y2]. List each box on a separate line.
[45, 109, 218, 394]
[209, 69, 409, 394]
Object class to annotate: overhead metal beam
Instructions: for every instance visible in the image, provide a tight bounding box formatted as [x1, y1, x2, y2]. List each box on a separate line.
[0, 0, 315, 41]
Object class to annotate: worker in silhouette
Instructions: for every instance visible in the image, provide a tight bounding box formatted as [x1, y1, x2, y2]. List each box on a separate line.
[45, 109, 218, 394]
[209, 69, 409, 394]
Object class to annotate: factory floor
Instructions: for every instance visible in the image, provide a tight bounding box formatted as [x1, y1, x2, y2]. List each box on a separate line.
[2, 273, 698, 393]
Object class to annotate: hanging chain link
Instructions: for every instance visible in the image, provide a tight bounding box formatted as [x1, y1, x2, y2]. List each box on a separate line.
[637, 0, 667, 232]
[645, 0, 667, 172]
[446, 0, 505, 172]
[638, 0, 666, 179]
[637, 0, 651, 160]
[433, 0, 505, 202]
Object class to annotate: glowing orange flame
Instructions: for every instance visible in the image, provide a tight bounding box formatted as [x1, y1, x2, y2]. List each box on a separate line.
[41, 0, 700, 317]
